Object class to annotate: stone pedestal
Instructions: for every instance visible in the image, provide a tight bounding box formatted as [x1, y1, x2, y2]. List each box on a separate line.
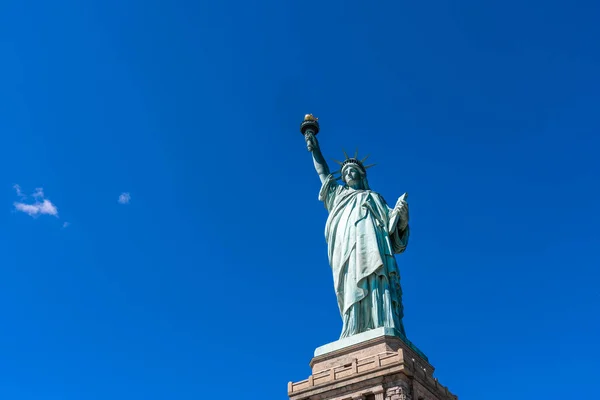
[288, 328, 457, 400]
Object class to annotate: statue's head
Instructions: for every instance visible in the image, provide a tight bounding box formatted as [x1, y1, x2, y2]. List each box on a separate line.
[340, 156, 372, 190]
[342, 164, 366, 189]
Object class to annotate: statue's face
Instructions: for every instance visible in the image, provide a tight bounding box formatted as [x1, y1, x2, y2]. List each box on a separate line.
[343, 166, 363, 188]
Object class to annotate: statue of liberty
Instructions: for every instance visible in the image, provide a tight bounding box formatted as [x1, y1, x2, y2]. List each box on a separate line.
[301, 115, 410, 339]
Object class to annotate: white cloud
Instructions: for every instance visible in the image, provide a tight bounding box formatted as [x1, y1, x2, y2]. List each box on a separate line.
[14, 202, 42, 216]
[62, 222, 70, 228]
[13, 186, 59, 218]
[14, 199, 58, 217]
[118, 192, 131, 204]
[13, 184, 23, 197]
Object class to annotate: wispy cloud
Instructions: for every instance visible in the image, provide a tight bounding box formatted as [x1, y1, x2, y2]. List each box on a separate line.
[14, 200, 58, 216]
[118, 192, 131, 204]
[13, 184, 24, 197]
[62, 222, 70, 228]
[32, 188, 44, 198]
[13, 186, 59, 217]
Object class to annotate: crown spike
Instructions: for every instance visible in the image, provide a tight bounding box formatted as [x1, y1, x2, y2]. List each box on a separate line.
[354, 148, 359, 158]
[333, 159, 344, 166]
[364, 163, 377, 169]
[342, 149, 350, 159]
[361, 154, 371, 163]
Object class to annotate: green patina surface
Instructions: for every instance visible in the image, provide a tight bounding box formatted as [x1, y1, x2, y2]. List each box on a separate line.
[303, 116, 412, 341]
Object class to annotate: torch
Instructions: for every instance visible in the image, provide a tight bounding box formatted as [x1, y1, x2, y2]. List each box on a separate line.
[300, 114, 320, 152]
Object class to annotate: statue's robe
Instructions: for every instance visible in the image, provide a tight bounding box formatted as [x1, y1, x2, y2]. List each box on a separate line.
[319, 174, 409, 338]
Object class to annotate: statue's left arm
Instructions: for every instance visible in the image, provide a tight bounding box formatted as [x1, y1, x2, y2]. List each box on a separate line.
[388, 193, 410, 253]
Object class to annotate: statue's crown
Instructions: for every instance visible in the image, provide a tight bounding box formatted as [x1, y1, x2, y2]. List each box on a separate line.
[334, 150, 376, 178]
[341, 158, 366, 174]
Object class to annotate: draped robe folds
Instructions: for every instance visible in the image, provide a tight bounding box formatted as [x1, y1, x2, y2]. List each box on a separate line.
[318, 174, 409, 338]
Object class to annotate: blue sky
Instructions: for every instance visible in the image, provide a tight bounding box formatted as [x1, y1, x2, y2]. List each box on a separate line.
[1, 1, 599, 399]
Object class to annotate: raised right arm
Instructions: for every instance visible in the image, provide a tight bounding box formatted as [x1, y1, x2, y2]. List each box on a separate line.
[305, 132, 331, 184]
